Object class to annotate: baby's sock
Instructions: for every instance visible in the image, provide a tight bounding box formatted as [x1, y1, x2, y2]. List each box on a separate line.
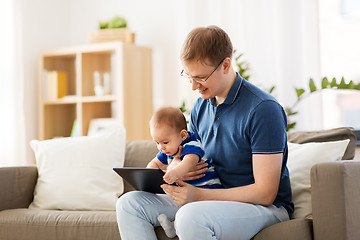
[158, 214, 177, 238]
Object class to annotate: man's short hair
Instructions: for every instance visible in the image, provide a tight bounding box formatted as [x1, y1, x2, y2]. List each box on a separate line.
[150, 107, 187, 132]
[181, 25, 233, 66]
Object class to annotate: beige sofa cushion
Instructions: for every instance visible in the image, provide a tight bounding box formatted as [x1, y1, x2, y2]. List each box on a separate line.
[124, 140, 158, 167]
[288, 127, 356, 160]
[0, 209, 119, 240]
[253, 218, 313, 240]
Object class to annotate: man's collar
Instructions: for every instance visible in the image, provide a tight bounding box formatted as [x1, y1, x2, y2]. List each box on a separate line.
[210, 72, 243, 106]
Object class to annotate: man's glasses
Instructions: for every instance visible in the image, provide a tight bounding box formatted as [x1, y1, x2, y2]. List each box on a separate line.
[180, 58, 225, 84]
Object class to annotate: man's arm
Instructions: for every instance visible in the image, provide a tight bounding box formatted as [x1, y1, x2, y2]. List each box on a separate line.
[200, 153, 282, 205]
[162, 153, 282, 206]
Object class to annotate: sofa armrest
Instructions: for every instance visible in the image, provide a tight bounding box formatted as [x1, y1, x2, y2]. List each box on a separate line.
[0, 166, 38, 211]
[311, 161, 360, 240]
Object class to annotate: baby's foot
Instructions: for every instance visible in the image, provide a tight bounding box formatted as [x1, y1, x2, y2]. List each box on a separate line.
[158, 214, 176, 238]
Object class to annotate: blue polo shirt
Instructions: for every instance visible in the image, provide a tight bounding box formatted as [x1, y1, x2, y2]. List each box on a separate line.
[189, 73, 294, 216]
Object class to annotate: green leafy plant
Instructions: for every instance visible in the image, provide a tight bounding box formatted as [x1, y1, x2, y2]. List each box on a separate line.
[286, 76, 360, 131]
[99, 21, 109, 29]
[233, 50, 360, 131]
[98, 16, 127, 29]
[296, 77, 360, 100]
[179, 101, 191, 124]
[179, 101, 190, 116]
[233, 49, 251, 81]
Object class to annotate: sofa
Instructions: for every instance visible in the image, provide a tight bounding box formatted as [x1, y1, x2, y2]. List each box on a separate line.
[0, 127, 358, 240]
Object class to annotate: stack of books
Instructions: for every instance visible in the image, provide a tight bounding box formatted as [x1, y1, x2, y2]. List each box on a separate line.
[43, 71, 68, 101]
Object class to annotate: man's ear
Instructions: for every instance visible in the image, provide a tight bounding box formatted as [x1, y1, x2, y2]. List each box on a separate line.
[223, 57, 232, 74]
[180, 129, 188, 140]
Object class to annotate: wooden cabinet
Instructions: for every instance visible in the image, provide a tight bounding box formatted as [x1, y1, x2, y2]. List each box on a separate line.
[38, 41, 153, 140]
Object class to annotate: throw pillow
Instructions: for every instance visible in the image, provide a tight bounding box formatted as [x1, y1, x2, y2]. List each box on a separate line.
[287, 139, 350, 219]
[29, 127, 126, 211]
[287, 127, 356, 160]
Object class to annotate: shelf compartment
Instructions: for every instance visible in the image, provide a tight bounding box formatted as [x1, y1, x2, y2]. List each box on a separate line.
[42, 55, 77, 96]
[81, 51, 114, 97]
[43, 104, 76, 139]
[39, 42, 153, 141]
[82, 102, 114, 136]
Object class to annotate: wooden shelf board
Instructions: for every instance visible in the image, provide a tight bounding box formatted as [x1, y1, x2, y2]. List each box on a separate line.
[43, 95, 117, 105]
[81, 95, 117, 103]
[44, 99, 78, 105]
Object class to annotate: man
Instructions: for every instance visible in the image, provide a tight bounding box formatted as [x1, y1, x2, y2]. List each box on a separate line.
[116, 25, 293, 240]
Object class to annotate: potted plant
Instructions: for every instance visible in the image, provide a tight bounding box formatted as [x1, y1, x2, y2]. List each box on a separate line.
[232, 50, 360, 132]
[287, 76, 360, 131]
[88, 16, 135, 43]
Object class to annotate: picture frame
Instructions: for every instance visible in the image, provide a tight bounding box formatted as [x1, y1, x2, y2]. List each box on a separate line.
[87, 118, 123, 136]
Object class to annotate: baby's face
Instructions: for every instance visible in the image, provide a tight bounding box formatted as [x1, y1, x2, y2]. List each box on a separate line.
[151, 126, 184, 156]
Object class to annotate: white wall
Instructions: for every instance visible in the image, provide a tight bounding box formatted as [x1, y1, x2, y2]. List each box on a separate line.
[69, 0, 186, 109]
[319, 0, 360, 81]
[20, 0, 72, 162]
[67, 0, 254, 109]
[67, 0, 321, 109]
[19, 0, 360, 162]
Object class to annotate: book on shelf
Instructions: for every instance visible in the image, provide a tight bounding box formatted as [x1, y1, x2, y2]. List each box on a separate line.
[71, 119, 80, 137]
[44, 71, 68, 101]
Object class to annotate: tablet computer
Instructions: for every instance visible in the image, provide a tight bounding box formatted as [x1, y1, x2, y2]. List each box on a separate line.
[113, 167, 168, 194]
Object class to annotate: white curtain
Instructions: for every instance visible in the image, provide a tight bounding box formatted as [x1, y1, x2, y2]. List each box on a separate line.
[0, 0, 26, 166]
[0, 0, 324, 167]
[179, 0, 320, 128]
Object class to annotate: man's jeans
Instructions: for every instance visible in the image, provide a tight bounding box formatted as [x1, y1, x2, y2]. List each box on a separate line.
[116, 191, 289, 240]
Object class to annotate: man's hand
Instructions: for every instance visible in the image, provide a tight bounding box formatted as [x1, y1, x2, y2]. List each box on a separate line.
[182, 161, 208, 181]
[161, 180, 201, 206]
[171, 146, 209, 181]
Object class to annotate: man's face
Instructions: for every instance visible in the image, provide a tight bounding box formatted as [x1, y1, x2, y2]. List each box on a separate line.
[182, 60, 224, 100]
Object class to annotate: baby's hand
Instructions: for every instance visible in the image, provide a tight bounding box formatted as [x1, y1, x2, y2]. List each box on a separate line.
[163, 169, 180, 185]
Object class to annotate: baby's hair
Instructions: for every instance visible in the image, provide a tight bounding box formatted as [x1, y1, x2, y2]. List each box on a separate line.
[150, 107, 187, 132]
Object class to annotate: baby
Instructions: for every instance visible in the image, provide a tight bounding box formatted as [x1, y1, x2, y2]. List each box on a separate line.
[147, 106, 222, 237]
